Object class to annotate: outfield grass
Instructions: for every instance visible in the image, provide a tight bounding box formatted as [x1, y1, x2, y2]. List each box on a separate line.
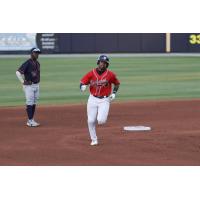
[0, 55, 200, 106]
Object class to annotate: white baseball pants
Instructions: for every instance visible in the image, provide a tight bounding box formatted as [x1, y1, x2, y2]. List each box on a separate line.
[87, 94, 110, 141]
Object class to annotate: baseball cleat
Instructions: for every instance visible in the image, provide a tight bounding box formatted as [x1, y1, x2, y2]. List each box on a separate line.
[26, 121, 32, 127]
[32, 119, 40, 126]
[26, 119, 40, 127]
[90, 140, 98, 146]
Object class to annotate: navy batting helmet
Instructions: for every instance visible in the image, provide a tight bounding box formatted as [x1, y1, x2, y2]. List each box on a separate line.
[97, 55, 109, 66]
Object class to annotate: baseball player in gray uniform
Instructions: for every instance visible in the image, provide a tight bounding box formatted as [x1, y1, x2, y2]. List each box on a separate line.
[16, 47, 41, 127]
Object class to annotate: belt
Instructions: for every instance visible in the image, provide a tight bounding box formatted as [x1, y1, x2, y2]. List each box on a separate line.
[24, 80, 39, 85]
[93, 95, 109, 99]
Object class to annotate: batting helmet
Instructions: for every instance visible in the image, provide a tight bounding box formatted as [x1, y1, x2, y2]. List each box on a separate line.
[97, 55, 109, 67]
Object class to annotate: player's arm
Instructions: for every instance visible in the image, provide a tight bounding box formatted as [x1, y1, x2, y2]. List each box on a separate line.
[80, 83, 87, 92]
[110, 73, 120, 101]
[113, 84, 120, 94]
[110, 84, 120, 101]
[80, 71, 92, 92]
[16, 70, 25, 84]
[16, 61, 29, 84]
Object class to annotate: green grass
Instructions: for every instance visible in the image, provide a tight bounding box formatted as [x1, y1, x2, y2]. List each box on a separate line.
[0, 56, 200, 106]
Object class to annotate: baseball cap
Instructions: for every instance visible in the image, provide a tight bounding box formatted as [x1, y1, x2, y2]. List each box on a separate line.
[30, 47, 41, 54]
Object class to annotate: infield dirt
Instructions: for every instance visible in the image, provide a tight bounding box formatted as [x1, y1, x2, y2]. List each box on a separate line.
[1, 100, 200, 165]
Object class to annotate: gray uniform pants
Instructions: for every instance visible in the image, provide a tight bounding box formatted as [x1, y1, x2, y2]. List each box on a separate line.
[23, 84, 39, 105]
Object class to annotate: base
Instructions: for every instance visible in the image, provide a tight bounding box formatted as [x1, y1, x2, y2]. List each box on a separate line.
[123, 126, 151, 131]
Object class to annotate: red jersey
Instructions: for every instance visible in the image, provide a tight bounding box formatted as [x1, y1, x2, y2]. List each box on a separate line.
[80, 68, 120, 97]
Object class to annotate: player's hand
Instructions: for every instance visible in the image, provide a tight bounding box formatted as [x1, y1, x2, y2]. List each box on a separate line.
[23, 80, 32, 85]
[109, 93, 116, 101]
[80, 85, 87, 92]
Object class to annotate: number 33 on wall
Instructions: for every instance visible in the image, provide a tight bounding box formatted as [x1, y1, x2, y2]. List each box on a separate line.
[189, 34, 200, 44]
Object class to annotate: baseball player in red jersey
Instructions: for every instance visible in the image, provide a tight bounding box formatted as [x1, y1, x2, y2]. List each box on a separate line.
[80, 55, 120, 146]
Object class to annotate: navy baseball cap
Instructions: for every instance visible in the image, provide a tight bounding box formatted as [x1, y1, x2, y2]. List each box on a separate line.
[30, 47, 41, 54]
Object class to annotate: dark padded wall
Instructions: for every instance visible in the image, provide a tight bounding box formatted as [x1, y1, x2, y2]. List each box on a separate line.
[59, 33, 165, 53]
[3, 33, 200, 54]
[171, 34, 188, 52]
[171, 33, 200, 52]
[58, 33, 71, 53]
[141, 33, 166, 52]
[117, 33, 141, 52]
[71, 33, 96, 53]
[95, 34, 118, 53]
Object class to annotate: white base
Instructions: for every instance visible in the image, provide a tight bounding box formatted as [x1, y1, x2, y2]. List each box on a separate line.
[123, 126, 151, 131]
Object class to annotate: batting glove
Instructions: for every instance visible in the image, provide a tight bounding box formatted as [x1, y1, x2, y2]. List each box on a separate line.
[80, 85, 87, 92]
[110, 93, 116, 101]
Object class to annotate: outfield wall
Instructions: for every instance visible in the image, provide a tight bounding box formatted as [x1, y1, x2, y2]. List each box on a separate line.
[0, 33, 200, 54]
[171, 33, 200, 52]
[35, 33, 166, 53]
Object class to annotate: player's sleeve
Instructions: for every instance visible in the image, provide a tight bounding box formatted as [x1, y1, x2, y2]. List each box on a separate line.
[80, 71, 93, 85]
[16, 71, 24, 84]
[17, 60, 29, 74]
[111, 72, 120, 85]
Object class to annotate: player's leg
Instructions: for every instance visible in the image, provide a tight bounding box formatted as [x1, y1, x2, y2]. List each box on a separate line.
[87, 95, 98, 144]
[97, 98, 110, 125]
[32, 84, 39, 116]
[32, 104, 36, 117]
[23, 85, 34, 126]
[32, 84, 40, 126]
